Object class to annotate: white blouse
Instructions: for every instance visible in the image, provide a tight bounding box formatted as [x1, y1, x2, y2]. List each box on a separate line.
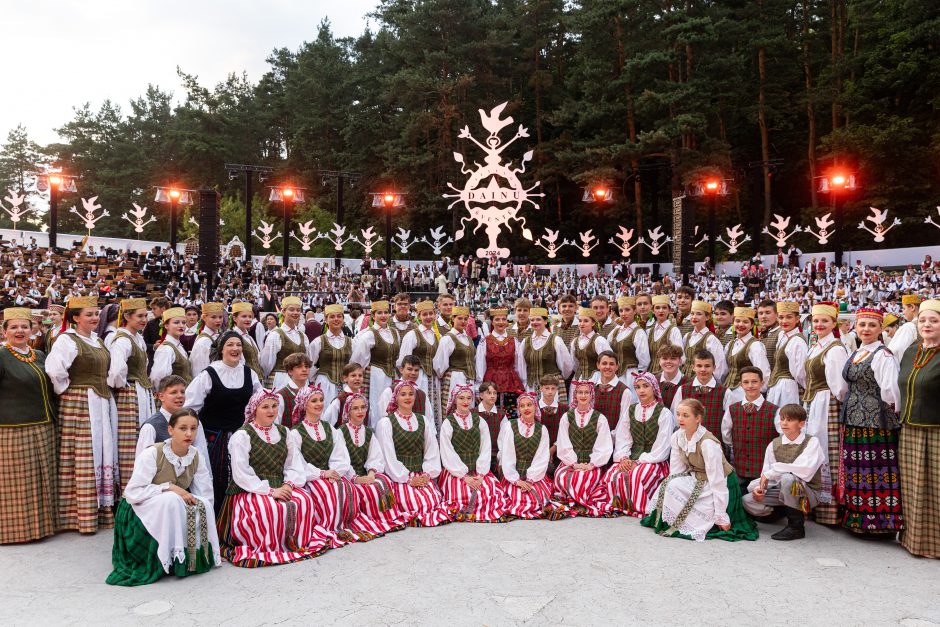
[498, 419, 550, 483]
[374, 412, 442, 483]
[228, 423, 306, 494]
[555, 409, 613, 468]
[613, 403, 675, 464]
[286, 420, 353, 482]
[439, 413, 492, 477]
[184, 361, 262, 412]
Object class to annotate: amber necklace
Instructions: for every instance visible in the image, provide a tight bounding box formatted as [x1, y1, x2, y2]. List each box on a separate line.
[6, 344, 36, 363]
[913, 344, 938, 370]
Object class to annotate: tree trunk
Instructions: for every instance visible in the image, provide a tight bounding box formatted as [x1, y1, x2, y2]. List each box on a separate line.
[803, 1, 819, 208]
[758, 45, 772, 229]
[615, 14, 643, 260]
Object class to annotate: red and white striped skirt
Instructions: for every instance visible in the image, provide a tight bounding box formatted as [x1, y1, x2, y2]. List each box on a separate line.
[601, 461, 670, 517]
[438, 469, 508, 522]
[304, 476, 399, 543]
[501, 476, 575, 520]
[553, 464, 607, 517]
[219, 488, 334, 567]
[390, 478, 452, 527]
[349, 473, 408, 535]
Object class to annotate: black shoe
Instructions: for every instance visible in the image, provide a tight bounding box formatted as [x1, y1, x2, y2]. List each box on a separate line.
[772, 507, 806, 541]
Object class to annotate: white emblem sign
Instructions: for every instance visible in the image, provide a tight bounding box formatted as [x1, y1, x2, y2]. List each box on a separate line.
[444, 102, 543, 259]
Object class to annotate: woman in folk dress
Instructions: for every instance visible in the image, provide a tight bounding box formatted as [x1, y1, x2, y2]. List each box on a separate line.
[149, 307, 193, 389]
[46, 295, 119, 534]
[351, 300, 401, 422]
[374, 380, 452, 527]
[498, 393, 574, 520]
[552, 380, 613, 516]
[106, 298, 157, 490]
[601, 372, 675, 517]
[338, 393, 407, 535]
[438, 384, 508, 522]
[217, 389, 334, 567]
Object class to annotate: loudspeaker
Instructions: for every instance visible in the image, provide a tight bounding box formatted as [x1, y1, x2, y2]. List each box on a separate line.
[197, 188, 220, 293]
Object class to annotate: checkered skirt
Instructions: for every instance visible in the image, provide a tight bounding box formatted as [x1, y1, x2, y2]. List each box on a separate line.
[0, 423, 57, 543]
[114, 386, 140, 492]
[899, 425, 940, 558]
[814, 397, 843, 526]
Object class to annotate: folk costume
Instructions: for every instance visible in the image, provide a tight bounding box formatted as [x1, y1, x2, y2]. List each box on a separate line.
[0, 308, 58, 544]
[189, 302, 224, 377]
[552, 381, 613, 516]
[46, 296, 119, 533]
[396, 301, 440, 426]
[720, 395, 780, 490]
[351, 301, 401, 424]
[231, 302, 264, 382]
[307, 304, 353, 411]
[149, 307, 193, 388]
[568, 308, 612, 400]
[476, 309, 524, 410]
[670, 376, 731, 439]
[374, 381, 452, 527]
[137, 407, 211, 465]
[589, 371, 635, 434]
[106, 440, 220, 586]
[647, 296, 684, 376]
[723, 307, 771, 404]
[607, 297, 650, 390]
[642, 424, 758, 542]
[742, 432, 826, 524]
[680, 302, 728, 381]
[260, 307, 309, 389]
[766, 303, 807, 410]
[601, 373, 675, 517]
[217, 390, 334, 567]
[516, 313, 573, 406]
[658, 370, 685, 412]
[433, 310, 480, 428]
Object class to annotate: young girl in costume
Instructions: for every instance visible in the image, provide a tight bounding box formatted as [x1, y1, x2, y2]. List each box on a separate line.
[107, 409, 220, 586]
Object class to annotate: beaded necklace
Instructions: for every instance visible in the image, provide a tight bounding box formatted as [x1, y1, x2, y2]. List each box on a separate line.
[5, 344, 36, 363]
[303, 419, 322, 441]
[913, 344, 938, 370]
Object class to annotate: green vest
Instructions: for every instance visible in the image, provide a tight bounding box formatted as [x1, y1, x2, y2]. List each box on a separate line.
[768, 333, 802, 388]
[226, 424, 288, 494]
[612, 326, 640, 374]
[574, 335, 600, 379]
[683, 431, 733, 481]
[370, 327, 400, 378]
[167, 341, 193, 384]
[567, 409, 599, 464]
[446, 413, 481, 470]
[628, 403, 662, 460]
[724, 335, 756, 389]
[317, 335, 352, 386]
[522, 333, 562, 387]
[152, 442, 198, 489]
[772, 435, 822, 489]
[446, 334, 476, 380]
[391, 413, 426, 473]
[65, 333, 111, 398]
[116, 330, 152, 389]
[273, 327, 307, 373]
[412, 327, 437, 376]
[801, 340, 843, 403]
[647, 321, 677, 375]
[682, 330, 714, 379]
[342, 424, 373, 476]
[295, 420, 333, 470]
[240, 334, 263, 380]
[511, 419, 540, 477]
[0, 347, 56, 426]
[898, 344, 940, 427]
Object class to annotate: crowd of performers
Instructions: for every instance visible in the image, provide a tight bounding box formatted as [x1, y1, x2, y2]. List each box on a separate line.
[1, 289, 938, 587]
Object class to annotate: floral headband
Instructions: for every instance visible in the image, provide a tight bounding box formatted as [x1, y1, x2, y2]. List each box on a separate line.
[290, 383, 324, 426]
[386, 379, 418, 415]
[244, 388, 280, 425]
[516, 391, 541, 420]
[341, 392, 368, 424]
[631, 371, 662, 404]
[445, 383, 476, 416]
[571, 380, 596, 411]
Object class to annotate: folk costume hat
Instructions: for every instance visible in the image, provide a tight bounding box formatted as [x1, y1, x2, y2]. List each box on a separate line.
[530, 307, 549, 319]
[66, 295, 97, 310]
[578, 307, 596, 320]
[324, 303, 344, 316]
[415, 300, 435, 313]
[855, 307, 884, 322]
[452, 306, 471, 317]
[902, 294, 922, 306]
[571, 379, 596, 411]
[617, 296, 636, 309]
[281, 296, 302, 308]
[370, 300, 390, 312]
[162, 307, 186, 323]
[516, 391, 542, 421]
[489, 308, 509, 318]
[690, 300, 712, 314]
[920, 299, 940, 315]
[340, 391, 367, 425]
[201, 302, 224, 314]
[231, 302, 254, 315]
[733, 306, 756, 320]
[651, 295, 671, 306]
[811, 302, 839, 320]
[244, 388, 280, 424]
[776, 302, 800, 314]
[292, 384, 326, 426]
[386, 379, 419, 415]
[3, 307, 31, 322]
[445, 383, 476, 416]
[631, 371, 663, 404]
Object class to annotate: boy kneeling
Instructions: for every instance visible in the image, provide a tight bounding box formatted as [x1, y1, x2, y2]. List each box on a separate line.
[743, 403, 825, 541]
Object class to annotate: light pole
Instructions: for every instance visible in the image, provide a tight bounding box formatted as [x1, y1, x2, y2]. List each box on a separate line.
[155, 187, 194, 254]
[280, 187, 295, 269]
[582, 183, 616, 259]
[372, 192, 405, 268]
[39, 173, 77, 249]
[817, 171, 857, 267]
[689, 176, 729, 268]
[224, 163, 274, 261]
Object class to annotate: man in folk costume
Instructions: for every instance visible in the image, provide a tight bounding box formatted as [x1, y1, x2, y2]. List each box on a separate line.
[671, 348, 732, 438]
[590, 351, 635, 434]
[673, 285, 696, 336]
[681, 300, 727, 381]
[510, 297, 533, 342]
[378, 355, 429, 420]
[351, 300, 401, 421]
[555, 294, 580, 355]
[592, 296, 617, 338]
[434, 293, 456, 337]
[391, 293, 416, 336]
[397, 300, 439, 426]
[517, 307, 573, 406]
[432, 306, 480, 428]
[757, 299, 782, 373]
[476, 307, 524, 412]
[656, 344, 686, 410]
[714, 301, 736, 349]
[230, 301, 263, 381]
[888, 294, 921, 356]
[190, 302, 225, 377]
[260, 295, 308, 389]
[723, 307, 771, 404]
[646, 295, 683, 376]
[568, 307, 612, 402]
[766, 301, 807, 410]
[607, 296, 650, 393]
[720, 366, 780, 493]
[307, 303, 353, 411]
[43, 303, 66, 351]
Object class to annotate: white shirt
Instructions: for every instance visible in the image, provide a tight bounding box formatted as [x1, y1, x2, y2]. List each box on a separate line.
[888, 320, 918, 357]
[45, 330, 105, 395]
[190, 328, 221, 377]
[555, 409, 613, 468]
[612, 403, 675, 464]
[351, 325, 398, 369]
[684, 328, 728, 381]
[760, 432, 825, 483]
[150, 334, 187, 390]
[433, 331, 479, 380]
[669, 425, 730, 526]
[498, 419, 550, 482]
[260, 323, 306, 375]
[374, 412, 442, 483]
[607, 322, 651, 371]
[439, 412, 492, 476]
[228, 423, 306, 494]
[286, 420, 352, 481]
[184, 361, 263, 412]
[307, 330, 349, 378]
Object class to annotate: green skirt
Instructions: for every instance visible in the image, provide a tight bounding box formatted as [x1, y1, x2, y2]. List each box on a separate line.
[640, 472, 759, 542]
[106, 499, 215, 586]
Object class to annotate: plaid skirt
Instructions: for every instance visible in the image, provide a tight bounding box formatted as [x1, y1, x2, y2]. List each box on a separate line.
[840, 426, 904, 534]
[57, 388, 115, 533]
[813, 397, 842, 526]
[899, 425, 940, 558]
[114, 386, 140, 492]
[0, 423, 57, 543]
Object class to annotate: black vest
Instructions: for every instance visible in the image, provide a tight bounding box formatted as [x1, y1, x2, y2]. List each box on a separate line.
[200, 365, 254, 433]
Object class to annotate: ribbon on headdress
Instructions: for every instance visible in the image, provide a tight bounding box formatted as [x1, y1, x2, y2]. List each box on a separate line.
[570, 380, 596, 411]
[516, 391, 542, 421]
[341, 392, 368, 425]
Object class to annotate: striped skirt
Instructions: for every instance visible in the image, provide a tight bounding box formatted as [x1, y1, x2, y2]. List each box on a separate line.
[217, 489, 333, 568]
[840, 426, 904, 534]
[601, 461, 670, 518]
[57, 388, 115, 533]
[501, 476, 575, 520]
[553, 465, 607, 517]
[304, 477, 392, 543]
[0, 423, 57, 543]
[899, 425, 940, 558]
[390, 479, 452, 527]
[814, 398, 843, 526]
[114, 386, 140, 492]
[438, 470, 508, 522]
[350, 473, 407, 535]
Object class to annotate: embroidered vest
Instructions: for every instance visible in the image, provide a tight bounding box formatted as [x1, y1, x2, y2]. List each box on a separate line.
[840, 346, 900, 430]
[760, 326, 781, 372]
[446, 413, 481, 470]
[772, 436, 822, 489]
[683, 431, 733, 481]
[65, 333, 111, 398]
[240, 335, 263, 379]
[317, 335, 352, 386]
[412, 327, 437, 376]
[342, 424, 373, 476]
[152, 442, 198, 488]
[724, 336, 757, 389]
[522, 334, 562, 387]
[391, 413, 426, 473]
[567, 409, 599, 464]
[612, 326, 640, 374]
[511, 419, 540, 476]
[226, 424, 288, 494]
[117, 330, 152, 389]
[167, 341, 193, 384]
[802, 340, 843, 403]
[273, 327, 307, 373]
[370, 327, 400, 378]
[295, 420, 334, 470]
[768, 334, 803, 388]
[628, 404, 662, 460]
[574, 335, 600, 379]
[729, 400, 779, 478]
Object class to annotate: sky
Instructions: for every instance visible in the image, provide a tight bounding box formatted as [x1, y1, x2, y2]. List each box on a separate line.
[0, 0, 378, 145]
